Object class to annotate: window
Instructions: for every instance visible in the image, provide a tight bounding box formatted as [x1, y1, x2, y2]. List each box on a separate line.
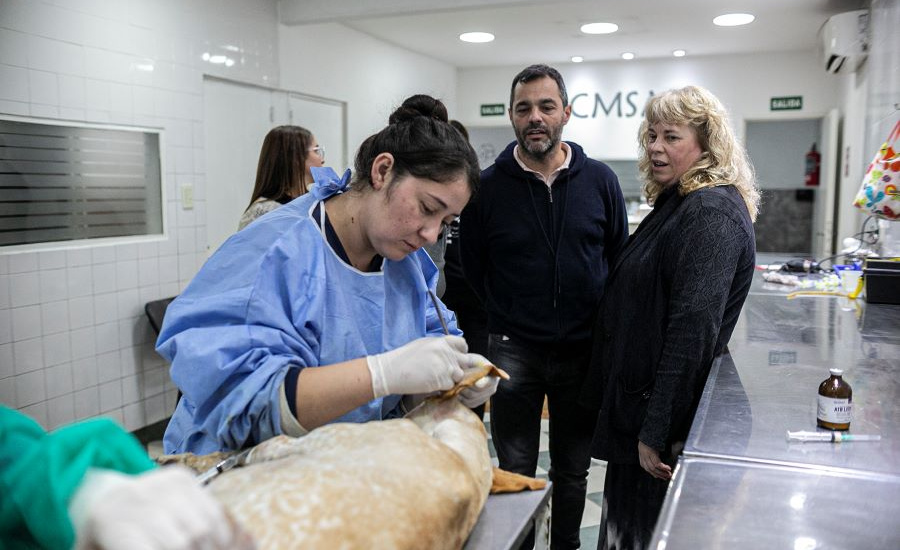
[0, 117, 163, 248]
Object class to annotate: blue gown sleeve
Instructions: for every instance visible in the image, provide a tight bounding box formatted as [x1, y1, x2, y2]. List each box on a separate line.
[158, 226, 325, 454]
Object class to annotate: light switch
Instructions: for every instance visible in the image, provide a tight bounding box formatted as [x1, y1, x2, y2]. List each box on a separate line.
[180, 184, 194, 209]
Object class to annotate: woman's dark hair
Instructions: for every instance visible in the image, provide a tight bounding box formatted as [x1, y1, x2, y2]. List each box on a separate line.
[248, 125, 314, 207]
[351, 95, 479, 194]
[449, 120, 470, 142]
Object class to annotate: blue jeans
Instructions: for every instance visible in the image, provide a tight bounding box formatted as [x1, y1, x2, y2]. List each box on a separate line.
[488, 334, 595, 550]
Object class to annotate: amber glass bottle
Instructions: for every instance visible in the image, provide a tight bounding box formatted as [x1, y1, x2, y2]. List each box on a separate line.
[816, 368, 852, 430]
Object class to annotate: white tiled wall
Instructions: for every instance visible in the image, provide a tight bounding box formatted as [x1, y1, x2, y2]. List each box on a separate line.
[0, 0, 280, 431]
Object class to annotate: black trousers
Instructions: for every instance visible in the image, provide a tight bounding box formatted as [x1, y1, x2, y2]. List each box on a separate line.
[488, 335, 594, 550]
[597, 462, 670, 550]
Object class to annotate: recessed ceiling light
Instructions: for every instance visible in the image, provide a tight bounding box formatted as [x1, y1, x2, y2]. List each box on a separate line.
[571, 56, 584, 63]
[713, 13, 755, 27]
[459, 32, 495, 43]
[672, 49, 686, 57]
[621, 52, 635, 60]
[580, 22, 618, 35]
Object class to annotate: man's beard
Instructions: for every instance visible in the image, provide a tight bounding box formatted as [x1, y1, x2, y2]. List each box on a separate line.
[515, 122, 563, 160]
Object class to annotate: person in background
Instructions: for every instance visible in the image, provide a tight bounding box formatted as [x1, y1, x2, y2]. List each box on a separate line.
[460, 64, 629, 549]
[238, 125, 325, 230]
[441, 119, 489, 419]
[0, 406, 252, 550]
[580, 85, 759, 550]
[158, 94, 498, 455]
[422, 224, 448, 298]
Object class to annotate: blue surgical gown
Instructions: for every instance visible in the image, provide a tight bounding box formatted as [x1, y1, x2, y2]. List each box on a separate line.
[158, 169, 460, 454]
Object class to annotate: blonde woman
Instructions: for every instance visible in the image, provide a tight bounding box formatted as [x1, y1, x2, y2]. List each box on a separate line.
[581, 85, 759, 550]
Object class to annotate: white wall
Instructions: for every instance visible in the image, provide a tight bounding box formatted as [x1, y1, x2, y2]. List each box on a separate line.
[862, 0, 900, 253]
[458, 51, 840, 160]
[835, 70, 870, 248]
[278, 22, 458, 168]
[827, 0, 899, 252]
[0, 0, 281, 431]
[458, 51, 891, 249]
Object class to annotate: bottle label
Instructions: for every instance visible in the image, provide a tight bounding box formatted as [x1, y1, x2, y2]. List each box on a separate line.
[817, 396, 852, 423]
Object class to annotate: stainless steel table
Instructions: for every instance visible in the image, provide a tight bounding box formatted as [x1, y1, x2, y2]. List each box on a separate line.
[655, 457, 900, 549]
[650, 265, 900, 548]
[684, 272, 900, 474]
[684, 347, 900, 476]
[465, 484, 552, 550]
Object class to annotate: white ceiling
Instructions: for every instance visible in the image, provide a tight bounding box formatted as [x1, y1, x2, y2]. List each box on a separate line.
[277, 0, 867, 68]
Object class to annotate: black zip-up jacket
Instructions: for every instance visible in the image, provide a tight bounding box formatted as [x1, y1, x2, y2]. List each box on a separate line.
[580, 184, 756, 463]
[460, 141, 628, 345]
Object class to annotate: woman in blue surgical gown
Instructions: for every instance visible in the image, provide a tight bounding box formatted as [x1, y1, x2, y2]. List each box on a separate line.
[158, 95, 497, 454]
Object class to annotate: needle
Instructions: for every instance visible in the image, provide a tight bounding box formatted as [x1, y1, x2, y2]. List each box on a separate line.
[428, 289, 450, 335]
[786, 430, 882, 443]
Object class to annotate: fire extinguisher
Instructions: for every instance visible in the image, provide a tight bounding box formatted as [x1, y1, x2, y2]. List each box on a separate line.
[805, 143, 821, 187]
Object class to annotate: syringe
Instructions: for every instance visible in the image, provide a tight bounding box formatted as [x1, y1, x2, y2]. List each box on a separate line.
[786, 430, 882, 443]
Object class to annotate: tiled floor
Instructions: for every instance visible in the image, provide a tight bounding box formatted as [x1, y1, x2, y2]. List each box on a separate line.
[484, 413, 606, 549]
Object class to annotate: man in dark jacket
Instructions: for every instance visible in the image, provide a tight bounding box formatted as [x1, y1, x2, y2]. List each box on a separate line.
[460, 64, 628, 549]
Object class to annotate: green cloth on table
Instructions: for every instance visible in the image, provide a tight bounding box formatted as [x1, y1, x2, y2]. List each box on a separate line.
[0, 406, 156, 549]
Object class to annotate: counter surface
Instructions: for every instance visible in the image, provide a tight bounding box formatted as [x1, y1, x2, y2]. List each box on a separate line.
[655, 457, 900, 549]
[465, 484, 552, 550]
[684, 272, 900, 476]
[651, 265, 900, 548]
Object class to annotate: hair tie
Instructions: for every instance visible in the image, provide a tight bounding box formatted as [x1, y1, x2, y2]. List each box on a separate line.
[309, 167, 352, 199]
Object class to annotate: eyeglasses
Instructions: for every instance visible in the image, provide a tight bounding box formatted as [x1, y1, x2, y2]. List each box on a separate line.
[309, 145, 325, 158]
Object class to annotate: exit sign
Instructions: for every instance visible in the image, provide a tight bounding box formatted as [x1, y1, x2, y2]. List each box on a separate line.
[480, 103, 505, 116]
[770, 96, 803, 111]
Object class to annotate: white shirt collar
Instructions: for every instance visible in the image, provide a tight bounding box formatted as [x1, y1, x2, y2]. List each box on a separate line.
[513, 142, 572, 187]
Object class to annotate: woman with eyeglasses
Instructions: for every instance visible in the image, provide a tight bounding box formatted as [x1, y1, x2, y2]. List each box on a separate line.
[238, 125, 326, 230]
[158, 94, 498, 454]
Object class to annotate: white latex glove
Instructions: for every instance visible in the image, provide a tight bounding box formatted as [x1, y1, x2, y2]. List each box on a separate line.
[70, 466, 255, 550]
[458, 367, 500, 408]
[366, 335, 472, 398]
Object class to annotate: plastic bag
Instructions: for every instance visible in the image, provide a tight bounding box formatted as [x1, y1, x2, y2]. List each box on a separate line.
[853, 120, 900, 220]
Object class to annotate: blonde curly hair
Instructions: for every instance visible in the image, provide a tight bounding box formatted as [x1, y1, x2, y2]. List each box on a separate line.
[638, 86, 760, 221]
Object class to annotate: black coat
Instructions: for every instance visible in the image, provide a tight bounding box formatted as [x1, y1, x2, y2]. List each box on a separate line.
[460, 141, 628, 345]
[580, 184, 755, 463]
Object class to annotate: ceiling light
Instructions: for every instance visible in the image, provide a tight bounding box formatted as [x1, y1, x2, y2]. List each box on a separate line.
[571, 56, 584, 63]
[580, 22, 618, 35]
[459, 32, 494, 43]
[621, 52, 635, 60]
[209, 54, 228, 64]
[672, 49, 686, 57]
[713, 13, 755, 27]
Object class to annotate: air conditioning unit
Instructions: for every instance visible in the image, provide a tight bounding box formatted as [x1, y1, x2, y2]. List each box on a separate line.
[819, 10, 869, 74]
